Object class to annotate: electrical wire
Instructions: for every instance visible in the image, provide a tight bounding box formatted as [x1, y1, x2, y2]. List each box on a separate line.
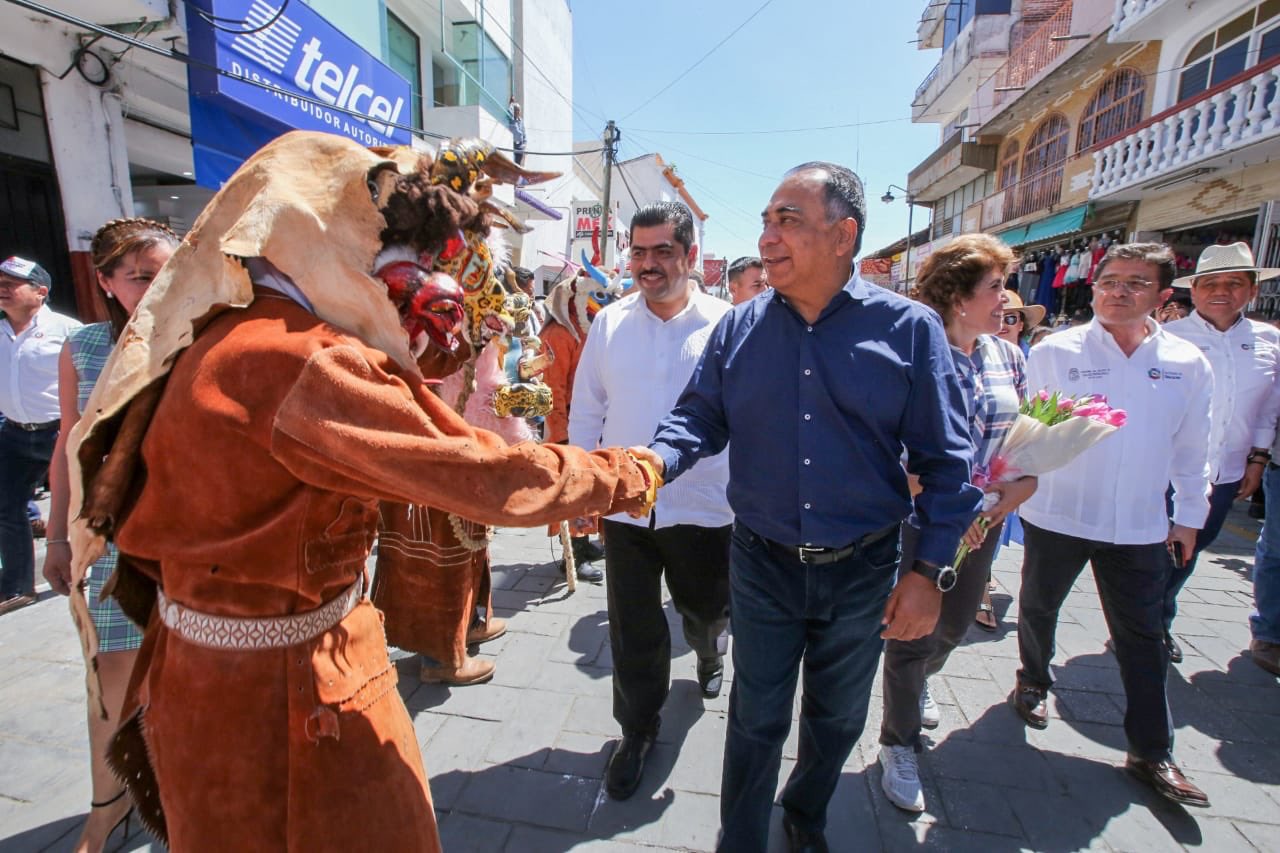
[623, 125, 778, 183]
[2, 0, 599, 158]
[627, 115, 915, 136]
[182, 0, 291, 36]
[619, 0, 779, 122]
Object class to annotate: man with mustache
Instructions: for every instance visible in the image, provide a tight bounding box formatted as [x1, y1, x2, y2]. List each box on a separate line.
[569, 201, 733, 801]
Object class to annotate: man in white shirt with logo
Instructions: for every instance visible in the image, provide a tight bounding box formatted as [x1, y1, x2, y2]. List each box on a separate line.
[1163, 243, 1280, 665]
[0, 256, 81, 614]
[569, 202, 732, 801]
[1011, 243, 1213, 808]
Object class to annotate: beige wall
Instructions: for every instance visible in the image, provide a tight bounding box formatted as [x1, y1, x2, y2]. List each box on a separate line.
[1135, 158, 1280, 232]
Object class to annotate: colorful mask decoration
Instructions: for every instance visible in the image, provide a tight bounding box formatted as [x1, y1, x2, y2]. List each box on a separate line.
[493, 292, 554, 418]
[546, 273, 623, 342]
[373, 259, 465, 357]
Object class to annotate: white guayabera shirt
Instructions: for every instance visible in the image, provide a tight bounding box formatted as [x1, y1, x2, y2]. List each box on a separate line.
[1019, 318, 1213, 545]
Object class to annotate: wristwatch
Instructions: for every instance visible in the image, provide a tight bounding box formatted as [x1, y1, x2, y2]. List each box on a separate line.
[910, 560, 958, 592]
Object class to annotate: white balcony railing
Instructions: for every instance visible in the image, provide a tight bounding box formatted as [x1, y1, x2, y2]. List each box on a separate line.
[1112, 0, 1169, 35]
[1091, 62, 1280, 197]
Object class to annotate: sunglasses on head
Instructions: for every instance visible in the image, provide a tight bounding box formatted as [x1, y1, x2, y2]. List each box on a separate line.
[1001, 313, 1022, 326]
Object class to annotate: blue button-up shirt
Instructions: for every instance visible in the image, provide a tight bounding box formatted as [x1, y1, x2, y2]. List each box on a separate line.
[650, 274, 981, 567]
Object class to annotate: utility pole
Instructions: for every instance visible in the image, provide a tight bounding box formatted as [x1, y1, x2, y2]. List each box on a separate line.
[600, 119, 618, 269]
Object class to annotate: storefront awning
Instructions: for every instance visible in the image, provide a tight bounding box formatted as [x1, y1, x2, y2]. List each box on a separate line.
[998, 204, 1090, 247]
[185, 0, 412, 189]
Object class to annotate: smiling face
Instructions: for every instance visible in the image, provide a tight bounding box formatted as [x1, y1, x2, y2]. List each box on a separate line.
[728, 265, 768, 305]
[997, 309, 1024, 344]
[953, 266, 1009, 337]
[1190, 270, 1256, 331]
[629, 222, 695, 313]
[758, 170, 857, 297]
[0, 274, 45, 317]
[96, 244, 173, 316]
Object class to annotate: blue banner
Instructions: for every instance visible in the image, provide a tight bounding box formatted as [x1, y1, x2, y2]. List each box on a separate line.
[186, 0, 412, 188]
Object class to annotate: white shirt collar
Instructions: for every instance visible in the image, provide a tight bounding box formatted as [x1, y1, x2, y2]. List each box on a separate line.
[1187, 309, 1245, 335]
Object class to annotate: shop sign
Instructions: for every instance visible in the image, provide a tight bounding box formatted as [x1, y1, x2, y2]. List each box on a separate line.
[187, 0, 411, 186]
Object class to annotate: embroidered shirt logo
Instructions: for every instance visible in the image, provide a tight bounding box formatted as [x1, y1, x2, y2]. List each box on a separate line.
[1148, 368, 1162, 380]
[1068, 367, 1080, 381]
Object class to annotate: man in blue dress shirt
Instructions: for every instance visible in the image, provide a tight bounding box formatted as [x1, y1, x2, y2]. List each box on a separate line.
[637, 162, 980, 853]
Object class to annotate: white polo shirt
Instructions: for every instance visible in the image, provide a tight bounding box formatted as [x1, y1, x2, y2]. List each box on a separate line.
[1164, 311, 1280, 484]
[1019, 318, 1213, 545]
[569, 286, 733, 529]
[0, 304, 81, 424]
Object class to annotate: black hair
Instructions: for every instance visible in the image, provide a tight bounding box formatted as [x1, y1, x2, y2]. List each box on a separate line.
[728, 256, 764, 283]
[785, 161, 867, 256]
[629, 202, 695, 252]
[1094, 242, 1177, 290]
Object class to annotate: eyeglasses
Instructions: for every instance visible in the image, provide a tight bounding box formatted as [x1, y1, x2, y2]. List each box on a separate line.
[1095, 277, 1156, 293]
[1001, 313, 1022, 326]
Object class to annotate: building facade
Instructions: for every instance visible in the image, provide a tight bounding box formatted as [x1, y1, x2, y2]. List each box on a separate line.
[882, 0, 1280, 319]
[0, 0, 589, 319]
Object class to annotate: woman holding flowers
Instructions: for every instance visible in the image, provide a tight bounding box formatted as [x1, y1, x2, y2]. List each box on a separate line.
[877, 233, 1039, 814]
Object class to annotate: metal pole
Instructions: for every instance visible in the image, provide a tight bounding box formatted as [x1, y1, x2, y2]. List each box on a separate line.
[600, 120, 617, 270]
[904, 199, 914, 293]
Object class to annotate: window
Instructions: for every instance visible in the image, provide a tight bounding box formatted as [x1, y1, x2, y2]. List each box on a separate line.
[998, 139, 1020, 189]
[386, 12, 422, 130]
[1178, 1, 1280, 103]
[1012, 114, 1069, 218]
[1077, 68, 1147, 151]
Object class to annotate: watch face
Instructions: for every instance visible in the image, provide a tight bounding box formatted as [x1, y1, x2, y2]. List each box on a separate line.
[937, 567, 958, 593]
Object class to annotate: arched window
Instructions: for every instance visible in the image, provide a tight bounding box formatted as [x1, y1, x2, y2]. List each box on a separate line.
[1014, 114, 1069, 218]
[1077, 68, 1147, 151]
[998, 140, 1021, 190]
[1178, 2, 1280, 103]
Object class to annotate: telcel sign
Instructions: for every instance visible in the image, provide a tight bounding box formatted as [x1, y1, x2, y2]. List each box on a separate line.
[187, 0, 411, 185]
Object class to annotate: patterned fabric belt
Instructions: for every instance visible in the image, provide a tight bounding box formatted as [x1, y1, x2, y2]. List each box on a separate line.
[157, 579, 362, 650]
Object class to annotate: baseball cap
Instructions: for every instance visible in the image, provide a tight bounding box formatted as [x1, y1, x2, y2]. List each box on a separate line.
[0, 256, 52, 289]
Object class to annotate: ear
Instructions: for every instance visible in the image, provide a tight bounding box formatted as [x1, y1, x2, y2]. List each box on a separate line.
[834, 217, 858, 257]
[686, 242, 699, 267]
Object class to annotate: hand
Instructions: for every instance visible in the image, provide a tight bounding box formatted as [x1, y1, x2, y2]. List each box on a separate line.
[1239, 462, 1265, 499]
[981, 476, 1038, 526]
[1167, 523, 1197, 567]
[42, 542, 73, 597]
[570, 515, 598, 536]
[881, 570, 942, 641]
[962, 517, 988, 552]
[627, 445, 665, 478]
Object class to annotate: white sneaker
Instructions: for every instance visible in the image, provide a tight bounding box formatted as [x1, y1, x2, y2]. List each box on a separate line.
[920, 680, 940, 729]
[879, 745, 926, 812]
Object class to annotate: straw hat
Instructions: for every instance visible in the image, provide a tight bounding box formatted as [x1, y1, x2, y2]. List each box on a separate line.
[1003, 290, 1046, 328]
[1173, 242, 1280, 288]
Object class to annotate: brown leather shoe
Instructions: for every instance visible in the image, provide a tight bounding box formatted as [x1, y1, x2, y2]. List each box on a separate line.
[1009, 683, 1049, 729]
[1251, 639, 1280, 677]
[466, 617, 507, 646]
[1125, 756, 1210, 807]
[420, 656, 495, 685]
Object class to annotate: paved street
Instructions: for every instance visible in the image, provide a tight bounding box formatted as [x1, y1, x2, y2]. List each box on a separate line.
[1, 506, 1277, 852]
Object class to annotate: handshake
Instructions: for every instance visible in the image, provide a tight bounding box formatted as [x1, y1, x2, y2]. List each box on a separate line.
[570, 446, 667, 535]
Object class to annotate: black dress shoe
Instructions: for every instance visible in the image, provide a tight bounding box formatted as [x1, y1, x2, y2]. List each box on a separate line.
[697, 656, 724, 699]
[1125, 756, 1210, 807]
[605, 733, 654, 800]
[1165, 631, 1183, 664]
[1009, 683, 1049, 729]
[782, 814, 829, 853]
[572, 536, 605, 563]
[559, 557, 604, 583]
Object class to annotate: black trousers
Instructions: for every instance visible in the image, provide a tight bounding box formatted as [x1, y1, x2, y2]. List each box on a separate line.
[1017, 519, 1174, 762]
[602, 519, 731, 736]
[881, 518, 1003, 749]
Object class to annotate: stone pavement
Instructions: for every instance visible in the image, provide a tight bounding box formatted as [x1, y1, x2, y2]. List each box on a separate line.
[1, 506, 1277, 852]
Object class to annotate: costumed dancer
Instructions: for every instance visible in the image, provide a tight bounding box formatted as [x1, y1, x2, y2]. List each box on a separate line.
[540, 272, 622, 581]
[372, 142, 558, 687]
[65, 131, 662, 853]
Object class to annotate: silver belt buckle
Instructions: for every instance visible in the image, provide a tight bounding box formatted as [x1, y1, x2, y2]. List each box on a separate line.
[796, 545, 823, 563]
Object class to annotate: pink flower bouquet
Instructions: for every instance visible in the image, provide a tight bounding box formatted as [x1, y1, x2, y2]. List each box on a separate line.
[956, 390, 1126, 565]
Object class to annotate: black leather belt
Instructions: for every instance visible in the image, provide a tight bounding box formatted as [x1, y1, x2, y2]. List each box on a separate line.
[4, 418, 59, 432]
[765, 523, 898, 566]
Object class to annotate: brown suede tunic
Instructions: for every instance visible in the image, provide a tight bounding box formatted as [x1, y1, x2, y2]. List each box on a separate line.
[113, 295, 648, 852]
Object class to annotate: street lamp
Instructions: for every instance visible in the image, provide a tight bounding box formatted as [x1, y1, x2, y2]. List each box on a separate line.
[882, 184, 919, 293]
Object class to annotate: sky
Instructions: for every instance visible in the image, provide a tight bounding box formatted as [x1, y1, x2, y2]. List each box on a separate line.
[569, 0, 946, 265]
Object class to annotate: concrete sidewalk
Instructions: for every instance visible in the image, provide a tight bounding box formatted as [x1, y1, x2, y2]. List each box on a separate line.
[1, 505, 1277, 852]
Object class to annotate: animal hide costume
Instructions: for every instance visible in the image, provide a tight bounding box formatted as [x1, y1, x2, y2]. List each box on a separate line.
[65, 130, 657, 851]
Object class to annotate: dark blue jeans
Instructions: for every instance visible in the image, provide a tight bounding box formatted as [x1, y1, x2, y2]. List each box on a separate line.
[1163, 479, 1240, 631]
[0, 422, 57, 598]
[718, 522, 899, 853]
[1017, 520, 1174, 762]
[1252, 464, 1280, 644]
